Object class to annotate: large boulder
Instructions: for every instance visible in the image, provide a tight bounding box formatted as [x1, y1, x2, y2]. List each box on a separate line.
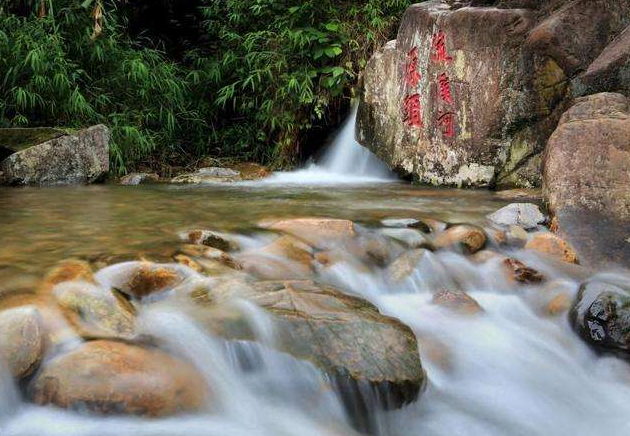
[29, 340, 208, 416]
[574, 25, 630, 97]
[357, 0, 561, 188]
[0, 125, 109, 186]
[543, 92, 630, 267]
[357, 0, 630, 189]
[186, 279, 426, 409]
[569, 278, 630, 357]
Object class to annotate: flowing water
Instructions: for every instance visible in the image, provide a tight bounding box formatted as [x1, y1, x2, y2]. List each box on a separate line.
[260, 104, 395, 185]
[1, 113, 630, 436]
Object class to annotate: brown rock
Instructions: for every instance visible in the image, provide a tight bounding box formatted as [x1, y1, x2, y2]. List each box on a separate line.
[126, 264, 181, 298]
[0, 306, 45, 379]
[503, 258, 545, 283]
[236, 253, 312, 280]
[525, 0, 630, 77]
[525, 233, 579, 264]
[576, 25, 630, 97]
[433, 224, 487, 253]
[256, 235, 314, 268]
[543, 92, 630, 266]
[258, 218, 355, 249]
[179, 230, 238, 252]
[189, 280, 426, 409]
[29, 340, 208, 416]
[546, 293, 571, 315]
[42, 259, 94, 292]
[179, 245, 242, 270]
[232, 162, 270, 180]
[432, 289, 483, 315]
[120, 172, 159, 186]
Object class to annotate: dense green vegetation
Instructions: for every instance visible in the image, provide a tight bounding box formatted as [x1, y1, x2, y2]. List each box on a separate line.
[0, 0, 409, 174]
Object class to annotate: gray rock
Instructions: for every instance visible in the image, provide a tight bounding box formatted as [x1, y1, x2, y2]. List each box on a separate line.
[0, 125, 109, 186]
[486, 203, 545, 229]
[569, 277, 630, 358]
[381, 228, 429, 248]
[381, 218, 431, 233]
[171, 167, 241, 184]
[120, 172, 159, 185]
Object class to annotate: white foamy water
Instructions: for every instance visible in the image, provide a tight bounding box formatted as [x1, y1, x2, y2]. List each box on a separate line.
[3, 227, 630, 436]
[257, 104, 395, 185]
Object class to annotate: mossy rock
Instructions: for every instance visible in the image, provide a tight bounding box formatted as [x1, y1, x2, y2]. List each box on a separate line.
[0, 127, 71, 160]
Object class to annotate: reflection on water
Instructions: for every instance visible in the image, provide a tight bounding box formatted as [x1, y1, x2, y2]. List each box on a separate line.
[0, 183, 507, 278]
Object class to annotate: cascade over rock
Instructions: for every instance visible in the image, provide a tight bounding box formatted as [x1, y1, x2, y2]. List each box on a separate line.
[357, 0, 630, 188]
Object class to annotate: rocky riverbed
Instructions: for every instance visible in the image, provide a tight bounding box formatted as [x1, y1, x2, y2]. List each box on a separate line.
[1, 183, 630, 436]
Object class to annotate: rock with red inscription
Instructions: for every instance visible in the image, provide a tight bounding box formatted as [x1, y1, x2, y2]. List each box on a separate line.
[543, 93, 630, 267]
[357, 0, 630, 189]
[357, 0, 558, 188]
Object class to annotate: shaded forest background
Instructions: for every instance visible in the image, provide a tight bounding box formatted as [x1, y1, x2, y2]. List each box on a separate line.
[0, 0, 409, 174]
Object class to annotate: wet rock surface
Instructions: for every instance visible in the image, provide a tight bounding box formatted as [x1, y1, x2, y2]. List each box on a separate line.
[189, 279, 426, 408]
[524, 232, 579, 264]
[53, 281, 136, 339]
[29, 340, 208, 416]
[258, 218, 356, 249]
[570, 279, 630, 357]
[433, 224, 486, 254]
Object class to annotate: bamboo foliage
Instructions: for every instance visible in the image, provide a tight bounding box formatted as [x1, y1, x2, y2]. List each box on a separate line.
[0, 0, 410, 172]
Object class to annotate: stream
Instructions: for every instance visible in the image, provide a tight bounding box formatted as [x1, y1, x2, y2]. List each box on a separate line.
[1, 111, 630, 436]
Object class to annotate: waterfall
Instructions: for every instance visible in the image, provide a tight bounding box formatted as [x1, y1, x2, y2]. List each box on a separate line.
[258, 104, 395, 184]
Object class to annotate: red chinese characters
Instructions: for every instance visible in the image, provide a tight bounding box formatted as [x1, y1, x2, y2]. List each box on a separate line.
[404, 94, 423, 128]
[405, 48, 421, 88]
[431, 31, 453, 62]
[437, 111, 455, 138]
[437, 73, 452, 105]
